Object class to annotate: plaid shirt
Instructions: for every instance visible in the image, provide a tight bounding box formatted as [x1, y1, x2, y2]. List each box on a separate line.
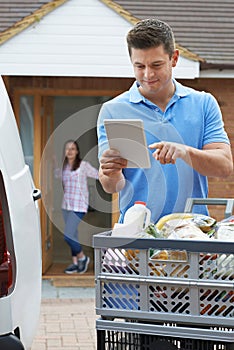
[60, 161, 99, 212]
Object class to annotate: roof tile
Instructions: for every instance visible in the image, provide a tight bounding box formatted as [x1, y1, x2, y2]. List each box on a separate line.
[0, 0, 233, 68]
[111, 0, 234, 68]
[0, 1, 52, 31]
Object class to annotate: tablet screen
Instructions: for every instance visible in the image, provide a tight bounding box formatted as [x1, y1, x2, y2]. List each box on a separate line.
[104, 119, 151, 168]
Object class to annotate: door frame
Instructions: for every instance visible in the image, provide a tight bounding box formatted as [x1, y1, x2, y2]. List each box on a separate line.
[40, 96, 54, 273]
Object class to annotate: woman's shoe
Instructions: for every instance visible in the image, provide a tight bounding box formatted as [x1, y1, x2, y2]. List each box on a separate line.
[77, 256, 90, 274]
[64, 263, 78, 274]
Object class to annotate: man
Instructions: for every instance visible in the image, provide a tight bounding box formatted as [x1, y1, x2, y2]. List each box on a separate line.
[97, 18, 233, 223]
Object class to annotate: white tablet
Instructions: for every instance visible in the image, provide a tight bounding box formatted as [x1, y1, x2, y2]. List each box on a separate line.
[104, 119, 151, 168]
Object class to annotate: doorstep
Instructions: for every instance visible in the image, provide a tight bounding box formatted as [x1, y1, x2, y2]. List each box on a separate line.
[42, 262, 95, 288]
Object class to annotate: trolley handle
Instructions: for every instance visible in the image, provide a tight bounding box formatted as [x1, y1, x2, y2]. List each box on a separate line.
[184, 197, 234, 218]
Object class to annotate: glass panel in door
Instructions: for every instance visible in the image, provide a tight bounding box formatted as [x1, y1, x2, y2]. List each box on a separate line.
[19, 95, 34, 176]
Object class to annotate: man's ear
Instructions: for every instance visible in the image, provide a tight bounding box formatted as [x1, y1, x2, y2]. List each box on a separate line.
[171, 49, 179, 67]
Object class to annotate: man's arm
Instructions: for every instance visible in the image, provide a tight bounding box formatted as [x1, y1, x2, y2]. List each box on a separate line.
[149, 141, 233, 178]
[99, 149, 127, 193]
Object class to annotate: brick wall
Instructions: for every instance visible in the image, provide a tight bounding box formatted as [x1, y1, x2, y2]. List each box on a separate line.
[179, 78, 234, 221]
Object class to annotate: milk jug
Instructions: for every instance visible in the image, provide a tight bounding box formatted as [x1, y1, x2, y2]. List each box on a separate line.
[123, 201, 151, 233]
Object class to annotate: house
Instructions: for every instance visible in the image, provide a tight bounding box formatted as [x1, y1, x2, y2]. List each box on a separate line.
[0, 0, 233, 277]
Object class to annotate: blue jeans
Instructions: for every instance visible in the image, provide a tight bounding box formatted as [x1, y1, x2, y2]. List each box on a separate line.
[62, 209, 85, 256]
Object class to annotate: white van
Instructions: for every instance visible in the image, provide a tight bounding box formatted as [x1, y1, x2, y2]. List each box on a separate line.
[0, 76, 42, 349]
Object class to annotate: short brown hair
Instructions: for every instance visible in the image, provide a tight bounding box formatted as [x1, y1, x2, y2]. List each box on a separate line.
[127, 18, 175, 58]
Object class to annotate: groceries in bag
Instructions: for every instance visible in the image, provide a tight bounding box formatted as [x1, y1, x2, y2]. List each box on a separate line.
[216, 216, 234, 241]
[151, 213, 217, 262]
[156, 212, 216, 238]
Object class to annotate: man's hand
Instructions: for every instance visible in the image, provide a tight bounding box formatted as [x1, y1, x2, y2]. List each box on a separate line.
[99, 149, 127, 193]
[149, 141, 188, 164]
[149, 141, 233, 178]
[100, 149, 127, 176]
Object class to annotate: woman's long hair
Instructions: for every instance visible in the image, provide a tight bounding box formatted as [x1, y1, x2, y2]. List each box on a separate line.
[62, 140, 82, 171]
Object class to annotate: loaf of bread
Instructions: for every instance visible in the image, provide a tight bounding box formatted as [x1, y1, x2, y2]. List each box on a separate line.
[151, 250, 169, 260]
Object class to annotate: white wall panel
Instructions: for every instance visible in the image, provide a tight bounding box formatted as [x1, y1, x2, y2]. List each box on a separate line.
[0, 0, 198, 78]
[173, 55, 200, 79]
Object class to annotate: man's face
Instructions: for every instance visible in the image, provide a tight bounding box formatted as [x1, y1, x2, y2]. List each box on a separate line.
[130, 45, 179, 97]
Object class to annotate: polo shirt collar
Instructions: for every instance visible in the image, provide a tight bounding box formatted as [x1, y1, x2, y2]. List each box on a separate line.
[129, 79, 190, 104]
[129, 81, 144, 103]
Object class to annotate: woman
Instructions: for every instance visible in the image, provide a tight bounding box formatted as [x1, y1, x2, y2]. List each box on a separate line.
[57, 140, 99, 274]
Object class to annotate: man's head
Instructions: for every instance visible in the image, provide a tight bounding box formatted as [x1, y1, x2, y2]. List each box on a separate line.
[127, 18, 175, 59]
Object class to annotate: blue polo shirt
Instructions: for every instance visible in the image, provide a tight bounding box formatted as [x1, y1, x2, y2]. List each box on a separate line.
[97, 80, 230, 223]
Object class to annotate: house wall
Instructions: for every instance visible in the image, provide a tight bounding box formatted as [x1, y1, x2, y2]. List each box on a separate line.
[8, 75, 234, 221]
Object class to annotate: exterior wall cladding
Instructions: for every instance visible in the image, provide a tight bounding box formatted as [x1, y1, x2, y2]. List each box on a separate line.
[180, 78, 234, 221]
